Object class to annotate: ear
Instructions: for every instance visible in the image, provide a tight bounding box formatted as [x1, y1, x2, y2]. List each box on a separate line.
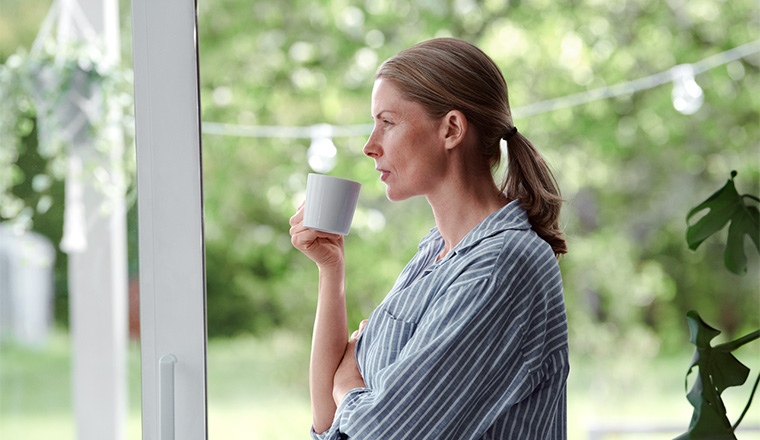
[440, 110, 467, 151]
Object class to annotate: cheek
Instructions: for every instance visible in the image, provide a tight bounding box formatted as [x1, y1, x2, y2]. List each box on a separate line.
[389, 125, 440, 177]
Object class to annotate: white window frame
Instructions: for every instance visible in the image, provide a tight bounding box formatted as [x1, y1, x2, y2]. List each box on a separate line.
[131, 0, 208, 439]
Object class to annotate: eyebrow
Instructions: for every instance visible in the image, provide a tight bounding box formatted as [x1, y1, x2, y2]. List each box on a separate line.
[373, 110, 398, 119]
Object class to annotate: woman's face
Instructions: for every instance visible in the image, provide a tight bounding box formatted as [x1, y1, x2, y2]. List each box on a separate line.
[363, 78, 448, 202]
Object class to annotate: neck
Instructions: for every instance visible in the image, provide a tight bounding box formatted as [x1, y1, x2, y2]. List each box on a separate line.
[426, 174, 507, 259]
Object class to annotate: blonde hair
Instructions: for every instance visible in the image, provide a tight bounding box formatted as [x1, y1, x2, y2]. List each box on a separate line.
[376, 38, 567, 255]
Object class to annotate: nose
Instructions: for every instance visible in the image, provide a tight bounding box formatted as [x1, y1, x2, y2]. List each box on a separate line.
[363, 129, 381, 158]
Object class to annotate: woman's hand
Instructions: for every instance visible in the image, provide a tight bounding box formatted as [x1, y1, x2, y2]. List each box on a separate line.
[333, 319, 368, 405]
[289, 201, 345, 270]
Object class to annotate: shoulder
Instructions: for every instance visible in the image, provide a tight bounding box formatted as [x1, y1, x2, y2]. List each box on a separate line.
[434, 227, 562, 319]
[463, 227, 565, 332]
[459, 225, 559, 282]
[450, 200, 557, 274]
[495, 227, 559, 276]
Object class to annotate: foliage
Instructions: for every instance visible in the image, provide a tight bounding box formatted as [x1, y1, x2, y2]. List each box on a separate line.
[677, 173, 760, 439]
[676, 311, 760, 439]
[0, 31, 135, 324]
[195, 0, 760, 349]
[2, 0, 759, 359]
[686, 171, 760, 274]
[0, 42, 134, 232]
[4, 329, 705, 439]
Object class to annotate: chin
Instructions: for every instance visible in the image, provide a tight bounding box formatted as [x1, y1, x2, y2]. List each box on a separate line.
[385, 188, 414, 202]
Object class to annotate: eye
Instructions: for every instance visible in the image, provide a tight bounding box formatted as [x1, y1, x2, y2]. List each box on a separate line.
[383, 120, 392, 127]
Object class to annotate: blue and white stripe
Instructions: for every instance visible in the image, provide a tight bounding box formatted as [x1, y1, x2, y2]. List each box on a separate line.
[312, 200, 569, 439]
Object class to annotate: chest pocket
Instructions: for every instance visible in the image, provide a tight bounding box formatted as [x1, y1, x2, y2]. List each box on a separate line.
[358, 308, 417, 388]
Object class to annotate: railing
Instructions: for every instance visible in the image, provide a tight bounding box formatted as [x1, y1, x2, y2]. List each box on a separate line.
[587, 424, 760, 440]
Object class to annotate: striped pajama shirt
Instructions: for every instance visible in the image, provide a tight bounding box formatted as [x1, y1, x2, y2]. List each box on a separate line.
[311, 200, 569, 439]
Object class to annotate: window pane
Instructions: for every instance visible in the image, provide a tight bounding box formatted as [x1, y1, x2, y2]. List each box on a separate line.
[0, 1, 139, 437]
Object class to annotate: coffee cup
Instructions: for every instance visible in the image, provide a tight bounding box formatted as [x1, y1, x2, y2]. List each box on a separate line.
[303, 173, 361, 235]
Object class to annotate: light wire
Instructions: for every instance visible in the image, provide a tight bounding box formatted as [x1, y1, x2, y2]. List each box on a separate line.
[201, 39, 760, 139]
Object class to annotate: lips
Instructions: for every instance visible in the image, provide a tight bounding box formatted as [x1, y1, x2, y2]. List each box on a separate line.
[376, 168, 390, 182]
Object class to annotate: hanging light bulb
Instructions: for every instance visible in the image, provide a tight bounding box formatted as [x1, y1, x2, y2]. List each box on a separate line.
[671, 64, 704, 115]
[307, 124, 337, 173]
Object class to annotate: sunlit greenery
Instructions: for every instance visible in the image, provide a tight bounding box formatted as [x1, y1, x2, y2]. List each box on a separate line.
[2, 330, 758, 439]
[1, 0, 759, 436]
[193, 0, 760, 359]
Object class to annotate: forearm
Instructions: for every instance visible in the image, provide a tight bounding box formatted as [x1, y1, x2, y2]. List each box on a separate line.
[332, 348, 366, 405]
[310, 265, 349, 434]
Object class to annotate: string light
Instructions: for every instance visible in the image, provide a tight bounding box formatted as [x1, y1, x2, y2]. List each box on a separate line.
[201, 121, 373, 139]
[671, 64, 704, 115]
[307, 124, 337, 173]
[513, 40, 758, 117]
[201, 39, 760, 141]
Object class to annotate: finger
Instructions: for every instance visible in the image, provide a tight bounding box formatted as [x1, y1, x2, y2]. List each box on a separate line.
[295, 226, 343, 243]
[310, 230, 343, 241]
[289, 221, 307, 239]
[290, 226, 342, 253]
[350, 319, 369, 342]
[290, 225, 317, 247]
[289, 202, 305, 227]
[345, 339, 358, 352]
[289, 220, 307, 237]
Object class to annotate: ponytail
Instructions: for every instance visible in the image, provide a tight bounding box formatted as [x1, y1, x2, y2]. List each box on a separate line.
[374, 38, 568, 255]
[501, 132, 567, 256]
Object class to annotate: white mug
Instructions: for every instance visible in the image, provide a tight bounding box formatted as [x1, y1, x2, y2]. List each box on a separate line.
[303, 173, 361, 235]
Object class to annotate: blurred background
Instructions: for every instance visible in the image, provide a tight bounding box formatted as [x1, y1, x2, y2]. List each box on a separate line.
[1, 0, 759, 439]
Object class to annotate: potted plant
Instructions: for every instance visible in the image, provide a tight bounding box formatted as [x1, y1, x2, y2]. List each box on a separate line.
[0, 39, 134, 233]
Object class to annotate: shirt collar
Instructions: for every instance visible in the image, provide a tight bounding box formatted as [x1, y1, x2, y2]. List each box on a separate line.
[418, 199, 531, 258]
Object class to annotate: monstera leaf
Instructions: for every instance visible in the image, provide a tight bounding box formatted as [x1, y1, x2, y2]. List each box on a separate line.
[675, 311, 760, 440]
[686, 171, 760, 274]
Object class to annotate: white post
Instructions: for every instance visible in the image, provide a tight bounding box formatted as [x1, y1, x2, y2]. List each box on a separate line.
[132, 0, 209, 438]
[63, 0, 128, 439]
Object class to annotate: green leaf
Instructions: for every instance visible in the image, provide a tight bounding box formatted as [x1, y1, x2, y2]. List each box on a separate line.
[686, 172, 741, 250]
[686, 171, 760, 274]
[676, 311, 759, 440]
[675, 404, 736, 440]
[725, 205, 760, 274]
[686, 310, 720, 347]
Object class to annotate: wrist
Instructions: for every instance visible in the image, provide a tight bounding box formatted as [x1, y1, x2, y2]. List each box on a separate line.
[317, 263, 346, 300]
[317, 252, 344, 271]
[318, 262, 345, 283]
[317, 260, 344, 275]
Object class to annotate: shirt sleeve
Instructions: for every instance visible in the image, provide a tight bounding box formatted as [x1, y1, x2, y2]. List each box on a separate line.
[310, 241, 568, 440]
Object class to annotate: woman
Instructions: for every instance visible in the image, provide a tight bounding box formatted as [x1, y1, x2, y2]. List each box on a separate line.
[290, 38, 569, 439]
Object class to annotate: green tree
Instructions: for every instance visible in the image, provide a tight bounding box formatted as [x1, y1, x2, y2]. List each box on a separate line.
[2, 1, 758, 362]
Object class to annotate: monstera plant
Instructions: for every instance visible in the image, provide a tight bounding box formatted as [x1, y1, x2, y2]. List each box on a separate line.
[677, 171, 760, 440]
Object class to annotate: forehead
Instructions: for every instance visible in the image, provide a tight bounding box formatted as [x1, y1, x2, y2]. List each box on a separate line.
[371, 78, 411, 115]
